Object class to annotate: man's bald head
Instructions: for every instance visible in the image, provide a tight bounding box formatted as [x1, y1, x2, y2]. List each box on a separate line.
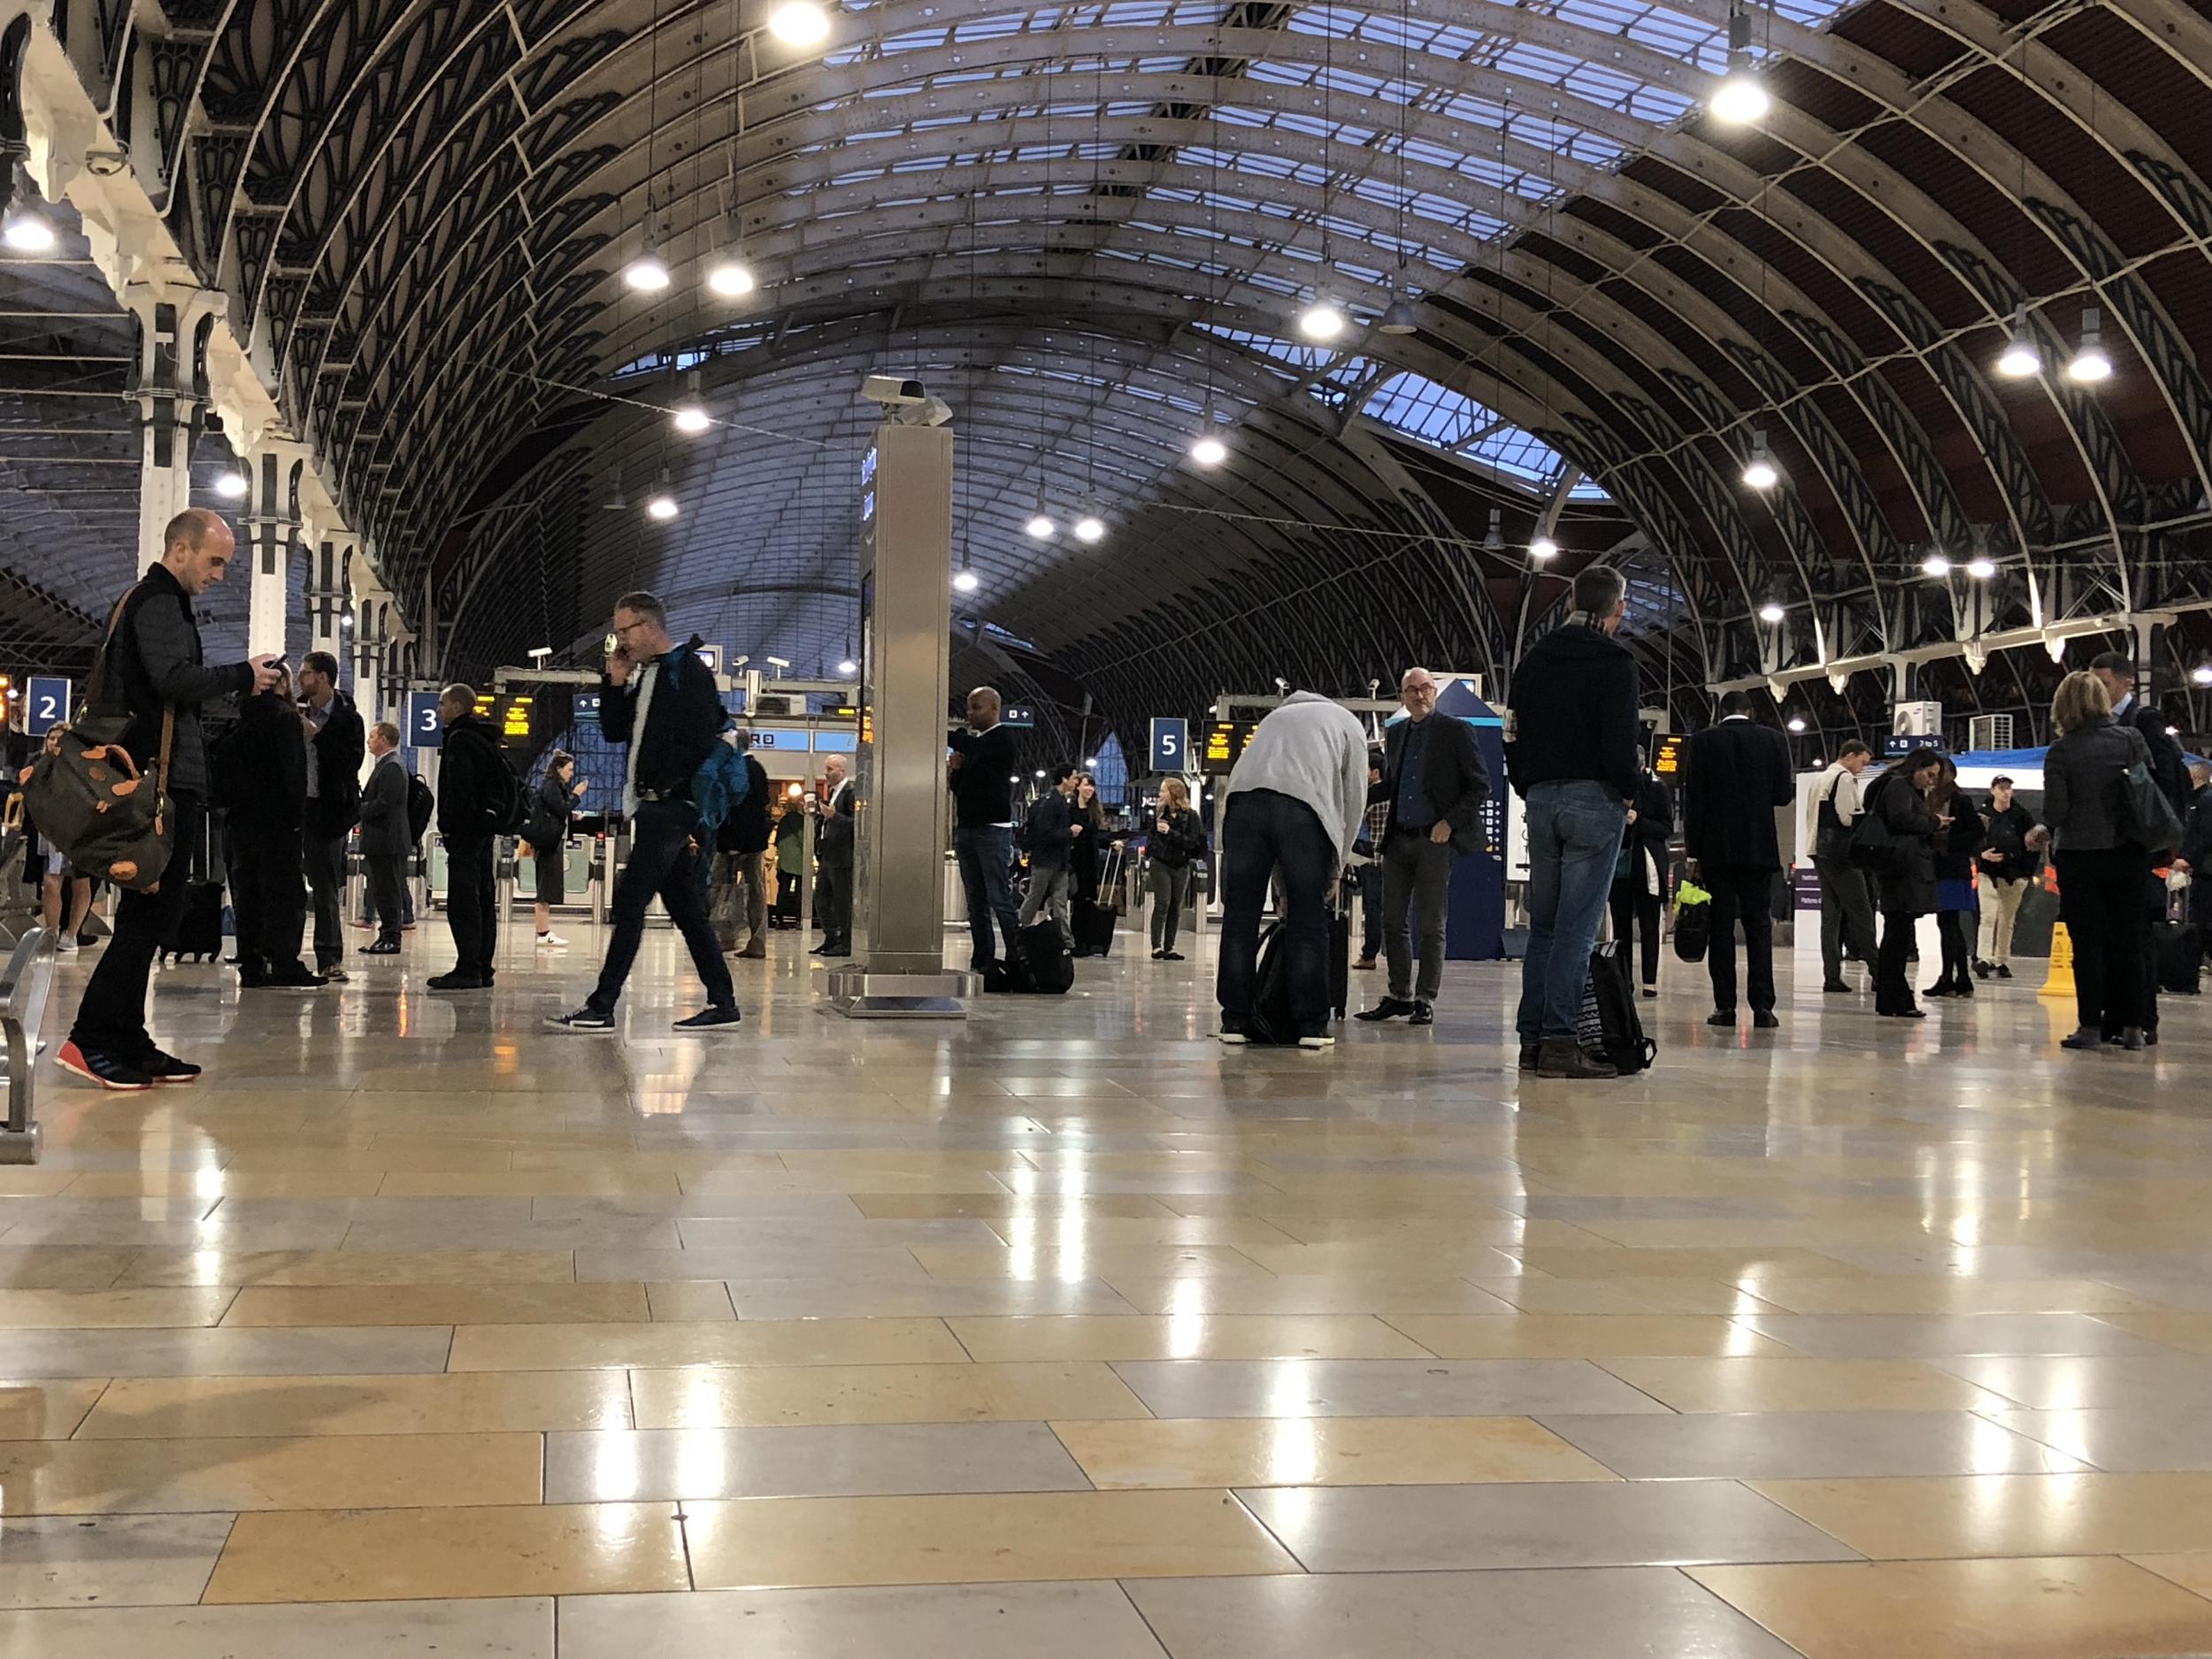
[1400, 666, 1440, 720]
[966, 686, 1002, 727]
[161, 508, 236, 595]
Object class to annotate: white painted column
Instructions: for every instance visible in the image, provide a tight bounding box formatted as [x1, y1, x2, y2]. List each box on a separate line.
[123, 282, 225, 565]
[243, 440, 305, 658]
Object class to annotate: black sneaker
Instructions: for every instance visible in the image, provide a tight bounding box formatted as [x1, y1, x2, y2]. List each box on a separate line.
[1517, 1043, 1540, 1072]
[1355, 997, 1416, 1023]
[1973, 959, 1993, 980]
[1161, 950, 1186, 961]
[672, 1005, 743, 1032]
[140, 1049, 203, 1085]
[1409, 1002, 1434, 1026]
[1996, 964, 2014, 980]
[319, 965, 349, 984]
[56, 1041, 153, 1091]
[426, 972, 489, 993]
[360, 940, 401, 956]
[1823, 979, 1853, 994]
[546, 1008, 615, 1032]
[264, 968, 329, 993]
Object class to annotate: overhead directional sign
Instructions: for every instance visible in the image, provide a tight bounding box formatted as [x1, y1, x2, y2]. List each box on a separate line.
[1148, 717, 1187, 773]
[24, 676, 70, 738]
[406, 690, 443, 749]
[1000, 703, 1035, 729]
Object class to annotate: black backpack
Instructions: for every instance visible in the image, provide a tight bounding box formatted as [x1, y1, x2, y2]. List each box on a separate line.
[1578, 941, 1656, 1074]
[406, 773, 434, 845]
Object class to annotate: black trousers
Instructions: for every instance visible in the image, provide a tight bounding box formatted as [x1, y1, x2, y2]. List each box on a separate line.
[589, 799, 735, 1015]
[443, 834, 496, 981]
[1609, 875, 1663, 987]
[1935, 910, 1975, 990]
[1215, 788, 1334, 1039]
[2132, 865, 2165, 1037]
[1813, 856, 1878, 980]
[1380, 827, 1454, 1003]
[2056, 847, 2148, 1036]
[1702, 864, 1778, 1014]
[70, 795, 204, 1059]
[818, 856, 853, 948]
[303, 829, 347, 970]
[230, 821, 307, 979]
[365, 853, 405, 946]
[1876, 910, 1919, 1014]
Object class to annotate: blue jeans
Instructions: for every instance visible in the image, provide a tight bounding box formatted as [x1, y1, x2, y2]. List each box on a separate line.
[1516, 780, 1629, 1042]
[1216, 788, 1335, 1038]
[954, 825, 1021, 970]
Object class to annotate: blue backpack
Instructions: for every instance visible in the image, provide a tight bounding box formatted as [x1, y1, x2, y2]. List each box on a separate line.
[692, 731, 752, 834]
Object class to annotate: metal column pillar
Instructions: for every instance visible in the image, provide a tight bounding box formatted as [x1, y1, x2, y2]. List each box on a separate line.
[243, 441, 304, 659]
[305, 536, 349, 666]
[353, 593, 388, 730]
[123, 283, 223, 563]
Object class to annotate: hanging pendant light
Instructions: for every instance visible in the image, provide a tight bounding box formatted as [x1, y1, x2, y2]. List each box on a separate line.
[1758, 601, 1786, 624]
[644, 465, 679, 521]
[214, 471, 249, 500]
[1, 206, 56, 253]
[1377, 268, 1419, 337]
[2066, 306, 2113, 384]
[624, 240, 672, 291]
[952, 565, 980, 594]
[1995, 304, 2041, 379]
[1741, 429, 1780, 491]
[768, 0, 831, 46]
[1921, 552, 1952, 577]
[1965, 555, 1998, 580]
[1188, 430, 1227, 468]
[1484, 509, 1504, 553]
[1710, 7, 1770, 124]
[1073, 503, 1106, 544]
[706, 252, 756, 297]
[1025, 511, 1056, 540]
[1297, 293, 1347, 342]
[1529, 534, 1559, 562]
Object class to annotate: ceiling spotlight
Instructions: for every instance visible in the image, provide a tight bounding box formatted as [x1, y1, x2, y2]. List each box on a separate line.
[213, 471, 249, 500]
[1529, 534, 1559, 561]
[1087, 756, 1099, 767]
[1189, 433, 1227, 467]
[1297, 295, 1347, 342]
[1758, 602, 1786, 624]
[706, 255, 757, 297]
[672, 404, 710, 434]
[1966, 556, 1997, 580]
[1741, 430, 1779, 491]
[1786, 716, 1807, 733]
[2193, 664, 2212, 687]
[1378, 272, 1420, 337]
[2066, 306, 2113, 385]
[953, 568, 980, 594]
[1710, 65, 1770, 124]
[1025, 513, 1055, 540]
[1073, 513, 1106, 544]
[1, 208, 57, 253]
[1921, 553, 1952, 577]
[624, 251, 672, 292]
[645, 494, 680, 521]
[836, 657, 857, 676]
[1034, 769, 1048, 780]
[1995, 304, 2040, 379]
[768, 0, 831, 46]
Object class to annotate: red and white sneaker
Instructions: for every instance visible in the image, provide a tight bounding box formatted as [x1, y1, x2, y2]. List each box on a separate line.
[56, 1041, 154, 1091]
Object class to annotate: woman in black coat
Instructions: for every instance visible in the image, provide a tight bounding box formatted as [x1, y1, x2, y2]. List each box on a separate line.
[211, 666, 318, 989]
[1068, 774, 1112, 956]
[1863, 746, 1943, 1019]
[528, 751, 587, 949]
[1609, 760, 1673, 998]
[1145, 777, 1207, 960]
[1924, 757, 1987, 1000]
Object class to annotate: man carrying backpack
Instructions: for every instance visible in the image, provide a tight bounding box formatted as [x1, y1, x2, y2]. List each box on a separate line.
[431, 683, 515, 992]
[548, 591, 740, 1033]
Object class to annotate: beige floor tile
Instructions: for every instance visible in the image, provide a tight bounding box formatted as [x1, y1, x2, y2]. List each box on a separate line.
[0, 1513, 235, 1609]
[948, 1315, 1431, 1363]
[644, 1281, 736, 1321]
[1052, 1414, 1622, 1489]
[1747, 1278, 2163, 1317]
[985, 1217, 1304, 1248]
[1507, 1247, 1871, 1281]
[0, 1432, 541, 1513]
[913, 1244, 1274, 1281]
[628, 1361, 1152, 1428]
[1750, 1471, 2212, 1558]
[448, 1317, 965, 1371]
[850, 1194, 1180, 1220]
[0, 1599, 557, 1657]
[1103, 1276, 1520, 1317]
[1233, 1242, 1527, 1278]
[2092, 1312, 2212, 1353]
[0, 1248, 138, 1290]
[112, 1248, 579, 1287]
[2133, 1551, 2212, 1599]
[222, 1283, 648, 1327]
[683, 1488, 1301, 1588]
[1479, 1277, 1786, 1317]
[682, 1171, 1012, 1195]
[0, 1288, 235, 1328]
[0, 1171, 81, 1196]
[1594, 1356, 2023, 1414]
[1382, 1315, 1793, 1360]
[77, 1371, 634, 1437]
[1687, 1557, 2212, 1659]
[203, 1503, 687, 1603]
[0, 1380, 108, 1440]
[60, 1171, 390, 1199]
[373, 1171, 683, 1198]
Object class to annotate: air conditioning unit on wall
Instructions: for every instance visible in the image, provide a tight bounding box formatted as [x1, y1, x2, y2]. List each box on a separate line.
[1968, 714, 2014, 751]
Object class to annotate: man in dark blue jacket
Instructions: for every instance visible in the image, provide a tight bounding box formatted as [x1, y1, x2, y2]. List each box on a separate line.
[549, 591, 739, 1033]
[2092, 651, 2189, 1043]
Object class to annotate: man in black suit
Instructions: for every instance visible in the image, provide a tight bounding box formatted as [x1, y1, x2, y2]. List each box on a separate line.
[2091, 650, 2189, 1044]
[811, 752, 856, 958]
[1354, 667, 1492, 1028]
[1683, 692, 1794, 1029]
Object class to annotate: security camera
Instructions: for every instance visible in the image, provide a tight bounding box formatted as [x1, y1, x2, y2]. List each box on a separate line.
[862, 374, 927, 406]
[1273, 676, 1289, 695]
[894, 394, 954, 428]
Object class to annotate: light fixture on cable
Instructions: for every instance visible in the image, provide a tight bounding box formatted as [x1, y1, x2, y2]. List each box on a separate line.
[2066, 306, 2113, 385]
[2194, 663, 2212, 688]
[1995, 303, 2041, 379]
[706, 252, 756, 297]
[1528, 533, 1559, 561]
[1709, 6, 1770, 124]
[1073, 507, 1105, 544]
[624, 247, 672, 292]
[1786, 716, 1807, 733]
[1758, 601, 1786, 625]
[644, 465, 679, 521]
[1741, 429, 1780, 491]
[1966, 554, 1997, 580]
[836, 657, 857, 676]
[1484, 509, 1504, 553]
[1297, 292, 1348, 343]
[952, 565, 979, 594]
[1377, 268, 1420, 337]
[672, 404, 710, 434]
[1189, 431, 1227, 468]
[769, 0, 831, 45]
[1, 205, 56, 253]
[1921, 551, 1952, 577]
[214, 471, 249, 500]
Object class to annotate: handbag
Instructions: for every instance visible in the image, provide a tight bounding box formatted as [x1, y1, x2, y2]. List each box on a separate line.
[2116, 760, 2185, 856]
[18, 584, 178, 892]
[1672, 878, 1711, 963]
[1845, 779, 1904, 874]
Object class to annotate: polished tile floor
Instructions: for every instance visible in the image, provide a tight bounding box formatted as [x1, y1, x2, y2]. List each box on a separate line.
[4, 917, 2212, 1655]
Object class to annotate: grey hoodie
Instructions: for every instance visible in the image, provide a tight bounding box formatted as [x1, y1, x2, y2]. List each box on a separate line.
[1225, 691, 1372, 860]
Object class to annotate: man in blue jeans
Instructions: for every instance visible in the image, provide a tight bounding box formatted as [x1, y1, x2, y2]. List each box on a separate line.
[1507, 565, 1640, 1079]
[947, 687, 1023, 975]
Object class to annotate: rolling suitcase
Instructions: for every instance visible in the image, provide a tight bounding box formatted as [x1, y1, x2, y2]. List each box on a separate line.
[2156, 915, 2202, 995]
[1072, 897, 1117, 958]
[157, 881, 227, 964]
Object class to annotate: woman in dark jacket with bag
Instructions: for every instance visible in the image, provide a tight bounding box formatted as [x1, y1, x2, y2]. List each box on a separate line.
[2039, 669, 2157, 1050]
[527, 752, 586, 950]
[1862, 746, 1943, 1019]
[1609, 759, 1673, 999]
[1146, 777, 1206, 961]
[1924, 757, 1986, 1000]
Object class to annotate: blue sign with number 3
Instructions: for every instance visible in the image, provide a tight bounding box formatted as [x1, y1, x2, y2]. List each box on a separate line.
[407, 690, 444, 749]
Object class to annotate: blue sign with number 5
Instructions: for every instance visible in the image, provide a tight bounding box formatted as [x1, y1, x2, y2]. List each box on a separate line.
[25, 676, 70, 738]
[1148, 717, 1187, 773]
[407, 690, 444, 749]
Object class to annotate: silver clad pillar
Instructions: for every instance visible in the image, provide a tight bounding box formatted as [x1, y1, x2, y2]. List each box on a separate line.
[828, 420, 967, 1018]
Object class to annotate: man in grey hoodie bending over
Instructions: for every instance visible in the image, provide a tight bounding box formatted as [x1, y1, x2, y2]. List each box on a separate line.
[1215, 691, 1371, 1048]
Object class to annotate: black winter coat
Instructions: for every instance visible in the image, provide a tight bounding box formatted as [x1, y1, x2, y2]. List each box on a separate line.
[211, 691, 308, 834]
[87, 563, 254, 800]
[1147, 805, 1206, 869]
[437, 714, 512, 841]
[1866, 770, 1939, 916]
[305, 690, 365, 840]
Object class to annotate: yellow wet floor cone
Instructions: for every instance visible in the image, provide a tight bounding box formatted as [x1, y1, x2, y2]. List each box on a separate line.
[2039, 923, 2075, 1001]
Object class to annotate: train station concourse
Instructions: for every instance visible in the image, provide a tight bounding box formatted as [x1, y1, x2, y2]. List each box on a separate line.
[8, 0, 2212, 1651]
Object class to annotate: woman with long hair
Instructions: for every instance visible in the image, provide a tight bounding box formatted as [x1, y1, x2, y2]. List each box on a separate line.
[2040, 669, 2155, 1049]
[528, 751, 587, 950]
[1924, 757, 1985, 999]
[1146, 776, 1206, 960]
[1069, 773, 1112, 956]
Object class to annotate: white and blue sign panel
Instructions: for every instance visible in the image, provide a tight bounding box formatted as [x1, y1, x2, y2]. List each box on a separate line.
[1148, 717, 1187, 773]
[1000, 703, 1036, 729]
[24, 676, 70, 738]
[695, 645, 722, 677]
[406, 690, 443, 749]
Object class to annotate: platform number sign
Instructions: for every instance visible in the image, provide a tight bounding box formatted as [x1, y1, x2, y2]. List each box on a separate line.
[1148, 717, 1187, 774]
[24, 676, 70, 738]
[406, 690, 444, 749]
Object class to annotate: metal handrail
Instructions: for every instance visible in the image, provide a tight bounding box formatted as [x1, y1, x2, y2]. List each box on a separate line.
[0, 926, 55, 1164]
